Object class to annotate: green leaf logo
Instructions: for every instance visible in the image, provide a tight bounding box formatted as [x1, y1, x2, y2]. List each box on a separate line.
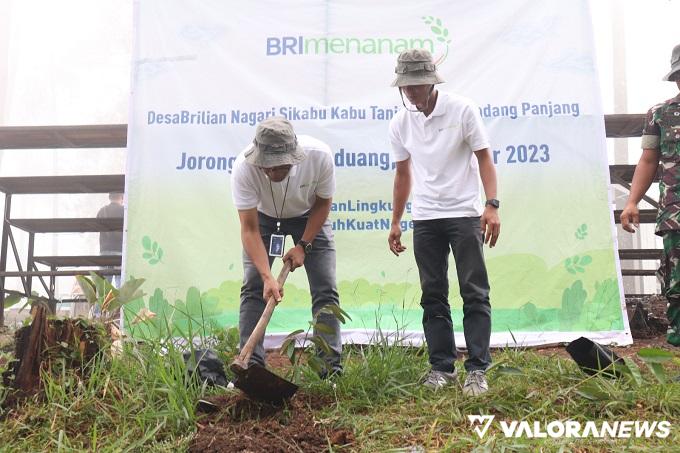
[575, 223, 588, 240]
[422, 15, 452, 46]
[564, 254, 592, 274]
[142, 235, 164, 266]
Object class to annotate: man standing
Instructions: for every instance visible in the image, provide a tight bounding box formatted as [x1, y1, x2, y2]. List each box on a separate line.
[97, 192, 124, 288]
[621, 44, 680, 347]
[231, 116, 342, 376]
[387, 49, 500, 396]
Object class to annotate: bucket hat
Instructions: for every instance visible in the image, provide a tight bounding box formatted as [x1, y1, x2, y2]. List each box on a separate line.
[244, 117, 306, 167]
[391, 48, 445, 87]
[662, 44, 680, 81]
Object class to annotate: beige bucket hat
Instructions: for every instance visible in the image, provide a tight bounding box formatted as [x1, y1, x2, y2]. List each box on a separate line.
[391, 48, 445, 87]
[244, 117, 306, 167]
[662, 44, 680, 81]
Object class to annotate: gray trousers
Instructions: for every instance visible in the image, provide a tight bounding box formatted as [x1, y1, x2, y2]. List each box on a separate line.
[239, 212, 342, 370]
[413, 217, 492, 372]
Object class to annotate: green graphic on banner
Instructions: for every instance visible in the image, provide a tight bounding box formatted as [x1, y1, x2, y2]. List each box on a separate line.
[124, 245, 623, 338]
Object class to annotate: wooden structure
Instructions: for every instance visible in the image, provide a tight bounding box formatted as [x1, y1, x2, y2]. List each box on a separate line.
[0, 175, 125, 320]
[0, 115, 661, 325]
[0, 126, 127, 325]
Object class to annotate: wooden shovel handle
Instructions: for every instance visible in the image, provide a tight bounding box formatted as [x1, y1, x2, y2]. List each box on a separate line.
[237, 262, 291, 366]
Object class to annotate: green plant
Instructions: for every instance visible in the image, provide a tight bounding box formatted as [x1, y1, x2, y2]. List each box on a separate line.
[76, 272, 145, 323]
[212, 325, 240, 363]
[2, 333, 205, 450]
[2, 291, 48, 313]
[280, 304, 351, 380]
[2, 293, 23, 309]
[636, 347, 676, 384]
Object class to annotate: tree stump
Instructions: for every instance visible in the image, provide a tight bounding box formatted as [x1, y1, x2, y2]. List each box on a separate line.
[3, 306, 102, 394]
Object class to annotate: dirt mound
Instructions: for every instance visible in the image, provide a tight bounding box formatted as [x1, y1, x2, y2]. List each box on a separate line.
[190, 391, 354, 453]
[626, 295, 668, 339]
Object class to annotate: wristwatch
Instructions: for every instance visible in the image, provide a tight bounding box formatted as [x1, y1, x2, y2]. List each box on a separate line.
[297, 240, 313, 255]
[485, 199, 500, 209]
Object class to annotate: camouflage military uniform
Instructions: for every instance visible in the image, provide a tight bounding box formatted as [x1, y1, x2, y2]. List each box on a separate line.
[642, 93, 680, 346]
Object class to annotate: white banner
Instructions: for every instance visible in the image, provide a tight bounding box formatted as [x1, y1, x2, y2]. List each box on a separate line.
[126, 0, 631, 346]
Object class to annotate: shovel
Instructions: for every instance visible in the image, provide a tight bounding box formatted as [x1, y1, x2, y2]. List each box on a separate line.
[230, 262, 298, 403]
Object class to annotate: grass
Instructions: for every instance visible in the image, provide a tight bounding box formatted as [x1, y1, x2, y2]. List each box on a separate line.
[0, 337, 205, 452]
[304, 337, 680, 452]
[0, 321, 679, 452]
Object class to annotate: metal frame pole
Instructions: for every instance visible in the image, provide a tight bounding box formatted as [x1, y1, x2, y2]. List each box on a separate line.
[0, 194, 12, 327]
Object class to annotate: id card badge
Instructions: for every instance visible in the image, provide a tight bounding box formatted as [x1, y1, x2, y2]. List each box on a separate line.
[269, 234, 285, 257]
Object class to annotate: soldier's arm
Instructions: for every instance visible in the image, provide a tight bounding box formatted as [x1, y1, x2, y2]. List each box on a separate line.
[620, 105, 662, 233]
[629, 149, 660, 203]
[620, 149, 660, 233]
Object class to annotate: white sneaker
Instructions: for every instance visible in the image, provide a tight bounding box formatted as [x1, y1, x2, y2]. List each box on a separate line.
[422, 369, 458, 390]
[463, 370, 488, 396]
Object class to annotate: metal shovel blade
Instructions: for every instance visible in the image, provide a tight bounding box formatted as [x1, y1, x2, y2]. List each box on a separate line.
[230, 363, 298, 403]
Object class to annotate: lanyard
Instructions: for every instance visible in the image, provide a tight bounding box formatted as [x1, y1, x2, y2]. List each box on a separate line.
[269, 176, 290, 232]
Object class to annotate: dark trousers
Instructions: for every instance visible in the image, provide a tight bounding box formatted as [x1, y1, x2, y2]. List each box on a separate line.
[413, 217, 492, 372]
[239, 212, 343, 369]
[659, 231, 680, 346]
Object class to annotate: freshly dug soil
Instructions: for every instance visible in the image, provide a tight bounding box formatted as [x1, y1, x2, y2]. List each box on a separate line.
[626, 295, 668, 339]
[190, 390, 354, 453]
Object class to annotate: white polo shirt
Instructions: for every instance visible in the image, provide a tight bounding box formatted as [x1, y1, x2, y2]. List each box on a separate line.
[231, 135, 335, 218]
[389, 91, 490, 220]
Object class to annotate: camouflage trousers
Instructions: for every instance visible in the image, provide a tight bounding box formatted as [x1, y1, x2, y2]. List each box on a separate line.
[658, 232, 680, 346]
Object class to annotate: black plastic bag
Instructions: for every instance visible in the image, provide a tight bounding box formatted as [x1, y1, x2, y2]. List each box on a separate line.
[183, 348, 228, 387]
[566, 336, 624, 378]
